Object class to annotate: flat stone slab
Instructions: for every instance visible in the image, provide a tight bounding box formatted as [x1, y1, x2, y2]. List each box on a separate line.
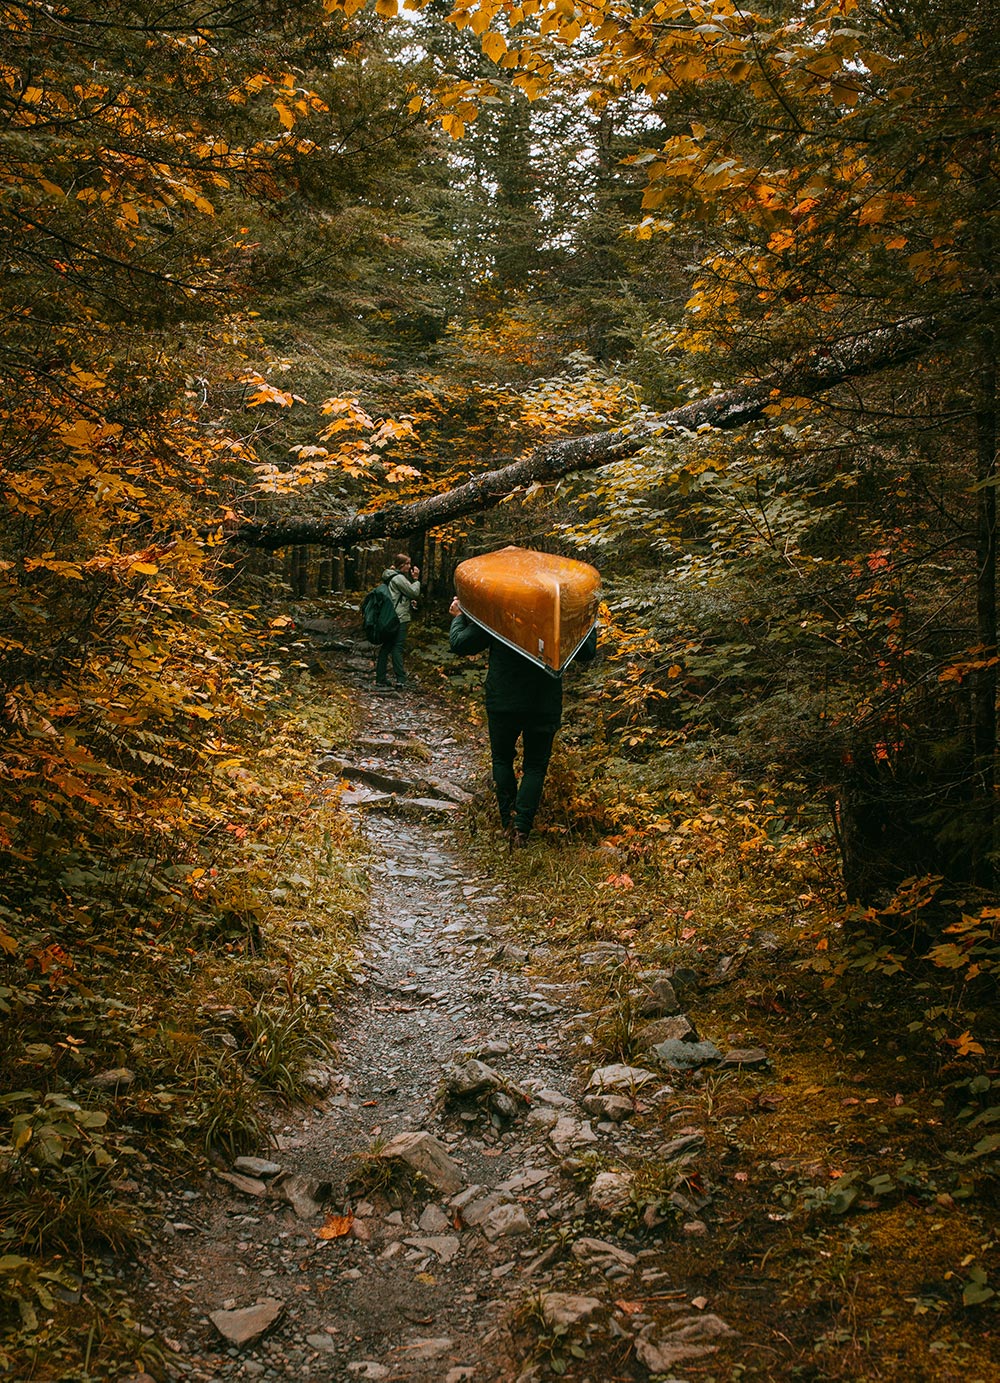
[403, 1234, 461, 1263]
[720, 1046, 769, 1069]
[587, 1063, 658, 1092]
[209, 1298, 284, 1346]
[233, 1157, 282, 1178]
[650, 1039, 722, 1071]
[379, 1130, 464, 1194]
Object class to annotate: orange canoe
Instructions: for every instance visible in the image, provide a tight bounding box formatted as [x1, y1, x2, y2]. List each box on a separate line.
[454, 546, 601, 674]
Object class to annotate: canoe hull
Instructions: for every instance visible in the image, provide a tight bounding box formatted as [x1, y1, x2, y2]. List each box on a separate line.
[454, 546, 601, 673]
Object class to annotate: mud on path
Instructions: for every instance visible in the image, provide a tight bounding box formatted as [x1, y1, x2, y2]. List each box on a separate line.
[136, 634, 741, 1383]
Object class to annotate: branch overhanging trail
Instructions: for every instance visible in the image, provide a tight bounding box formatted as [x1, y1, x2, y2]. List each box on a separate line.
[230, 313, 952, 553]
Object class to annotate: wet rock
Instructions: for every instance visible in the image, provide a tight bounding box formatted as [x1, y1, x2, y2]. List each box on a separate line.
[588, 1171, 634, 1216]
[540, 1293, 602, 1328]
[422, 775, 474, 804]
[395, 797, 462, 818]
[441, 1058, 501, 1097]
[650, 1039, 722, 1071]
[208, 1298, 284, 1346]
[633, 1015, 697, 1050]
[481, 1203, 531, 1240]
[86, 1067, 135, 1090]
[379, 1130, 464, 1194]
[317, 758, 415, 794]
[587, 1063, 658, 1093]
[571, 1237, 637, 1268]
[719, 1046, 769, 1070]
[581, 1093, 635, 1123]
[233, 1157, 282, 1178]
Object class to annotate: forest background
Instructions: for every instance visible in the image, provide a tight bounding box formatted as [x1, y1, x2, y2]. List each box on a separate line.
[0, 0, 997, 1376]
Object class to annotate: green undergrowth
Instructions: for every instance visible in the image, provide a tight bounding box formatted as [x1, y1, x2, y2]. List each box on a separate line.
[0, 663, 367, 1380]
[424, 646, 999, 1379]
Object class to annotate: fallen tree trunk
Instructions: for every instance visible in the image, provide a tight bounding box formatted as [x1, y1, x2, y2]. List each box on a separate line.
[232, 314, 949, 552]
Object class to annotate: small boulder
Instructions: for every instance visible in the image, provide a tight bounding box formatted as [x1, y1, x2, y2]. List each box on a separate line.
[481, 1203, 531, 1240]
[379, 1130, 464, 1194]
[442, 1058, 501, 1098]
[636, 971, 680, 1017]
[540, 1293, 602, 1329]
[209, 1298, 284, 1346]
[581, 1093, 635, 1123]
[588, 1171, 634, 1216]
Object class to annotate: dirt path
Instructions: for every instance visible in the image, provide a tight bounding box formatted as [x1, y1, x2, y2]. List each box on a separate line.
[135, 636, 740, 1383]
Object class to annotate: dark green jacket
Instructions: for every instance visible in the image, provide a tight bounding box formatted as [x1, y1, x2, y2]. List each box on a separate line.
[449, 614, 597, 727]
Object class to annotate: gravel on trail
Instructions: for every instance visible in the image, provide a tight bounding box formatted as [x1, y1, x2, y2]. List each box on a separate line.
[133, 632, 740, 1383]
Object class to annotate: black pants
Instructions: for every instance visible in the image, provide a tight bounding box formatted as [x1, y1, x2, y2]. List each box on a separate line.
[487, 712, 558, 835]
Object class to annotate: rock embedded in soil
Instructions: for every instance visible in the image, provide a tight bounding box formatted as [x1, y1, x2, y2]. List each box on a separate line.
[379, 1129, 464, 1193]
[650, 1039, 722, 1071]
[539, 1292, 603, 1328]
[719, 1046, 769, 1069]
[588, 1171, 635, 1216]
[481, 1203, 531, 1240]
[442, 1057, 502, 1097]
[660, 1132, 706, 1162]
[86, 1067, 135, 1090]
[233, 1157, 282, 1178]
[634, 1313, 738, 1371]
[636, 971, 681, 1016]
[548, 1115, 598, 1152]
[634, 1015, 697, 1049]
[571, 1237, 637, 1268]
[346, 1364, 390, 1380]
[587, 1063, 658, 1093]
[215, 1171, 268, 1198]
[208, 1298, 285, 1346]
[268, 1172, 329, 1219]
[582, 1092, 635, 1123]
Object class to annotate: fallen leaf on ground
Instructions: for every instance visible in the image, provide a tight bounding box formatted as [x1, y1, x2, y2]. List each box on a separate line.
[315, 1213, 354, 1240]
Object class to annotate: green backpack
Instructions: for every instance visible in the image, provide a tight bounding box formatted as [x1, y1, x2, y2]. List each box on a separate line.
[361, 581, 401, 645]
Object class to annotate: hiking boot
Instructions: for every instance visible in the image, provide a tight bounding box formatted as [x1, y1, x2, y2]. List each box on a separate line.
[510, 829, 529, 850]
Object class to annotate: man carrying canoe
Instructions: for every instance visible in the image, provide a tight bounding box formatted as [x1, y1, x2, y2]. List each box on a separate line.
[448, 548, 599, 847]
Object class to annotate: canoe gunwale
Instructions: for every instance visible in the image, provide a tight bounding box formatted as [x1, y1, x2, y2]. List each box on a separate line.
[457, 605, 597, 677]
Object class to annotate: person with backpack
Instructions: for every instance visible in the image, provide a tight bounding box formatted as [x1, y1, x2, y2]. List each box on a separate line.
[374, 554, 420, 690]
[448, 595, 597, 846]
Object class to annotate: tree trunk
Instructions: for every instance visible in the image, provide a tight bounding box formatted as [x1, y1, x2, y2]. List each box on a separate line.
[230, 313, 949, 554]
[973, 326, 998, 881]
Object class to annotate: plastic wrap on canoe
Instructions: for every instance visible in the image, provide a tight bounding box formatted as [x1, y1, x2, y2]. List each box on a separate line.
[454, 546, 601, 673]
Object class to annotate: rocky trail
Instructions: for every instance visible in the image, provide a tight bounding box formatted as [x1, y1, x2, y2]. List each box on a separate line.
[135, 627, 747, 1383]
